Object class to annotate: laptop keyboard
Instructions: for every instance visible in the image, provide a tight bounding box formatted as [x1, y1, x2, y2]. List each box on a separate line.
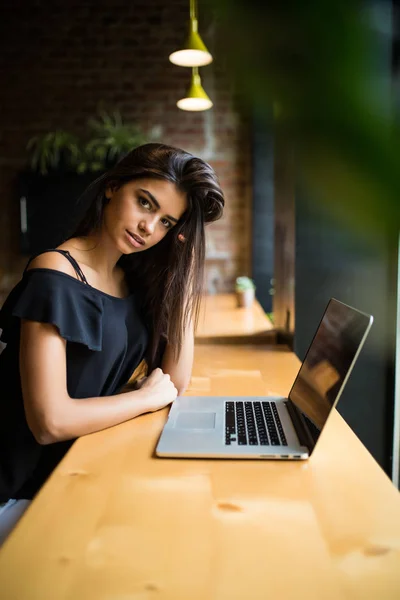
[225, 401, 288, 446]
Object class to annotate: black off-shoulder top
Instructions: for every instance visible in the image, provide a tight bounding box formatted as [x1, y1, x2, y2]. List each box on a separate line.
[0, 250, 149, 501]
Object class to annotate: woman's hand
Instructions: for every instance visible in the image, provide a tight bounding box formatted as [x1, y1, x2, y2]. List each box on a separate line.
[136, 368, 178, 412]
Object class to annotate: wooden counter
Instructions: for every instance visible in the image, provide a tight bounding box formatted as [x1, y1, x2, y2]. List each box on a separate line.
[196, 294, 276, 344]
[0, 344, 399, 599]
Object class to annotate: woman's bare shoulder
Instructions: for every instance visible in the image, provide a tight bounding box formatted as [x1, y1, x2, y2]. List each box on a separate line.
[26, 250, 77, 278]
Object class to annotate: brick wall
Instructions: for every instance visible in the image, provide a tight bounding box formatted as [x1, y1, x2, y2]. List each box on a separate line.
[0, 0, 252, 303]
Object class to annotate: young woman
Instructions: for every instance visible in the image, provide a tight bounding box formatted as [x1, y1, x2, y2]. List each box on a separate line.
[0, 142, 224, 544]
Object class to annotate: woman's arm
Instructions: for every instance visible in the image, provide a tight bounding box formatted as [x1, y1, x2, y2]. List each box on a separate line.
[20, 320, 176, 445]
[161, 319, 194, 396]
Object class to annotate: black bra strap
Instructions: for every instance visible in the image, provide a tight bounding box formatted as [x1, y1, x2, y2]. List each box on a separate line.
[25, 249, 89, 285]
[55, 250, 89, 285]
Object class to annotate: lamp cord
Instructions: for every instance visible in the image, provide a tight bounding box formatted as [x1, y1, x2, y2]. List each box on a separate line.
[190, 0, 196, 21]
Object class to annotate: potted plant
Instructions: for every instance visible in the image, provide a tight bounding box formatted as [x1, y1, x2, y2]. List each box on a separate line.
[26, 108, 148, 175]
[26, 130, 81, 175]
[235, 276, 256, 308]
[79, 109, 146, 173]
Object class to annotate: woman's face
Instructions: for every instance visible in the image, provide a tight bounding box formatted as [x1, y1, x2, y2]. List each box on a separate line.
[103, 178, 187, 254]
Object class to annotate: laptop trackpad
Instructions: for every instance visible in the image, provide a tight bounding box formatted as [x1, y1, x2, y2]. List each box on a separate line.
[175, 412, 216, 429]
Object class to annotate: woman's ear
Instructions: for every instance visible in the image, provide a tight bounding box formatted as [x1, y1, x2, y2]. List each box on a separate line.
[104, 184, 114, 200]
[105, 180, 120, 199]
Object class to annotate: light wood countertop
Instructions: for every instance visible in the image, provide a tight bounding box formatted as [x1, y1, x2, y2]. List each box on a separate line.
[196, 294, 275, 343]
[0, 344, 399, 599]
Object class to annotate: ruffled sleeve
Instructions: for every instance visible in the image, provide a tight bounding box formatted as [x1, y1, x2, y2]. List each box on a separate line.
[6, 269, 104, 351]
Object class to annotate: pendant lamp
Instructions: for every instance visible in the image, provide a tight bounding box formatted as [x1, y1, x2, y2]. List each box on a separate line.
[177, 67, 213, 111]
[169, 0, 213, 67]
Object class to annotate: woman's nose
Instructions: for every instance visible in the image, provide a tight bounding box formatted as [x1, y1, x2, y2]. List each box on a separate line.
[139, 218, 156, 235]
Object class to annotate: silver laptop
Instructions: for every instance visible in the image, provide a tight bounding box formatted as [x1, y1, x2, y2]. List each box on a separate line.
[156, 298, 373, 460]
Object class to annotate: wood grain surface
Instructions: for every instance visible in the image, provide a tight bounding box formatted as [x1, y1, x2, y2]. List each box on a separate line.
[195, 294, 275, 343]
[0, 344, 399, 599]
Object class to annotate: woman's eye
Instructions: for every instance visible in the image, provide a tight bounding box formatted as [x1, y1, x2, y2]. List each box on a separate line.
[139, 197, 151, 209]
[161, 218, 172, 229]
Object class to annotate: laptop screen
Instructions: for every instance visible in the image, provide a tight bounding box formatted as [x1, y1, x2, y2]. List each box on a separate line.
[288, 299, 373, 444]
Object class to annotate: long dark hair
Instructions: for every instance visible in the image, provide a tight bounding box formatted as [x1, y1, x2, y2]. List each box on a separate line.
[67, 143, 224, 370]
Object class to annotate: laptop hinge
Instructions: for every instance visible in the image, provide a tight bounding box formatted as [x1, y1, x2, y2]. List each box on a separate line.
[285, 400, 316, 452]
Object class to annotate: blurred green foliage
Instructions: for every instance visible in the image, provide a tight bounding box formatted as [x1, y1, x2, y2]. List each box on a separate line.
[27, 131, 80, 175]
[81, 110, 146, 174]
[210, 0, 399, 238]
[235, 276, 256, 291]
[27, 108, 146, 175]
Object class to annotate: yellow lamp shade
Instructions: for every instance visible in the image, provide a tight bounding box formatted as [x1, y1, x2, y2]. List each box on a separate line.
[177, 68, 213, 111]
[169, 18, 213, 67]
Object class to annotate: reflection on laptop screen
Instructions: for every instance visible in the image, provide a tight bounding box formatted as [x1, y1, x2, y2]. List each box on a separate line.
[289, 299, 372, 443]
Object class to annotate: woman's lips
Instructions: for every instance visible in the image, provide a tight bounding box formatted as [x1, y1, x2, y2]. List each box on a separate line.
[126, 230, 145, 247]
